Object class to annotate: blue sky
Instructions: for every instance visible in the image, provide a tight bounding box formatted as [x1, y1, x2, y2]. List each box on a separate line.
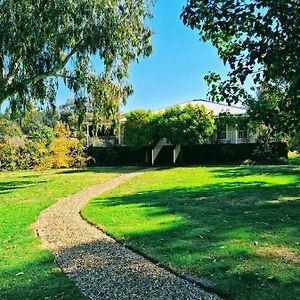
[57, 0, 229, 113]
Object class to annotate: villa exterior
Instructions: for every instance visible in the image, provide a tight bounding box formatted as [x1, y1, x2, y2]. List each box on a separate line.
[152, 99, 257, 144]
[87, 99, 258, 147]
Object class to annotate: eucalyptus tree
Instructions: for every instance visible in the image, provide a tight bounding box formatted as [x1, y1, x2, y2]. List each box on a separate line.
[0, 0, 153, 123]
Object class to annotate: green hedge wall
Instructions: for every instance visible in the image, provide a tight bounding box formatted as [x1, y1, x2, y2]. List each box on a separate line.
[87, 142, 288, 166]
[87, 146, 151, 166]
[179, 142, 287, 164]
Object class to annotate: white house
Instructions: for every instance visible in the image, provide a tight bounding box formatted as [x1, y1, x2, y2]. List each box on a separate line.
[152, 99, 257, 145]
[87, 99, 258, 148]
[147, 99, 258, 165]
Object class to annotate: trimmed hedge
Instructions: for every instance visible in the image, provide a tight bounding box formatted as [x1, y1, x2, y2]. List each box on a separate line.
[87, 142, 288, 166]
[179, 142, 287, 164]
[87, 146, 151, 166]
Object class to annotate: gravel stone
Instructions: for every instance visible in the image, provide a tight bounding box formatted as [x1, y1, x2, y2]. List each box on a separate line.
[36, 170, 222, 300]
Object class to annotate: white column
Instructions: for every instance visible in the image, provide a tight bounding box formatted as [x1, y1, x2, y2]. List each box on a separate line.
[226, 124, 228, 142]
[151, 149, 154, 166]
[173, 144, 181, 164]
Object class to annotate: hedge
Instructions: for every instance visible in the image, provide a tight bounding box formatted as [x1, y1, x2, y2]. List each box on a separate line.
[87, 146, 151, 166]
[87, 142, 288, 166]
[179, 142, 287, 164]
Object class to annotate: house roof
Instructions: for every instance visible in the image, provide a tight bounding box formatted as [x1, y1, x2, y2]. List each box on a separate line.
[153, 99, 247, 116]
[120, 99, 247, 122]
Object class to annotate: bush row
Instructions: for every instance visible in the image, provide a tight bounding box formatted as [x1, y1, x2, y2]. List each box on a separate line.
[180, 142, 287, 165]
[87, 146, 150, 166]
[0, 122, 87, 171]
[87, 142, 288, 166]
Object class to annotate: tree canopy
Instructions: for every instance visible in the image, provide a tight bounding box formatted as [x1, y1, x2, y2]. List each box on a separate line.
[159, 104, 216, 145]
[182, 0, 300, 133]
[123, 110, 154, 147]
[0, 0, 152, 124]
[124, 104, 216, 147]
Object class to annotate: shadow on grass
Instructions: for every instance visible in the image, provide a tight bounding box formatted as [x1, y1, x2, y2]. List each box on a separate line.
[0, 180, 45, 195]
[1, 238, 222, 300]
[210, 165, 300, 178]
[59, 166, 141, 175]
[0, 255, 86, 300]
[2, 166, 299, 299]
[0, 167, 139, 195]
[87, 169, 300, 299]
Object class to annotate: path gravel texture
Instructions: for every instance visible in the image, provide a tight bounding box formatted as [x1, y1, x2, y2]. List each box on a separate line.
[37, 170, 221, 300]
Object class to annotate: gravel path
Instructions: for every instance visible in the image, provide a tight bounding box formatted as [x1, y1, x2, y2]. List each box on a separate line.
[37, 170, 221, 300]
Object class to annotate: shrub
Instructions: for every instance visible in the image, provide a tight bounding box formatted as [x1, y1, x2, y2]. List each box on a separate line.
[45, 122, 87, 168]
[29, 123, 54, 146]
[46, 136, 72, 168]
[68, 139, 88, 168]
[275, 157, 289, 165]
[123, 110, 155, 147]
[18, 141, 49, 169]
[241, 159, 255, 166]
[0, 141, 49, 171]
[160, 104, 216, 145]
[0, 118, 23, 138]
[287, 134, 300, 153]
[0, 121, 87, 171]
[0, 143, 18, 170]
[252, 132, 276, 163]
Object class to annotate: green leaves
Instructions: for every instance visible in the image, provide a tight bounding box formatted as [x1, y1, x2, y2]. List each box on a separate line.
[123, 110, 154, 148]
[182, 0, 300, 133]
[0, 0, 153, 125]
[124, 104, 216, 147]
[159, 104, 216, 145]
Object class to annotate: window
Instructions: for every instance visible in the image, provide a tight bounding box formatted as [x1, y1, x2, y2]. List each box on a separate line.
[216, 122, 227, 140]
[217, 130, 227, 140]
[238, 130, 248, 139]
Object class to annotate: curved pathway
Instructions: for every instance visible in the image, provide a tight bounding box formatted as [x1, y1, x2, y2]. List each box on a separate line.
[37, 170, 221, 300]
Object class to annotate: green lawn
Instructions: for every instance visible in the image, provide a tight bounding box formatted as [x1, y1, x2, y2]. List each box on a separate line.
[0, 167, 134, 300]
[83, 165, 300, 300]
[289, 151, 300, 166]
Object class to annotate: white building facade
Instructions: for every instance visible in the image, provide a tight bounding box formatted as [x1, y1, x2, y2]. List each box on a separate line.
[88, 99, 258, 147]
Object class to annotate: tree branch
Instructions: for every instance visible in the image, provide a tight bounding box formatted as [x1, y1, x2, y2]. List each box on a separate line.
[6, 56, 21, 83]
[25, 45, 79, 85]
[0, 54, 5, 81]
[2, 39, 84, 101]
[55, 73, 77, 80]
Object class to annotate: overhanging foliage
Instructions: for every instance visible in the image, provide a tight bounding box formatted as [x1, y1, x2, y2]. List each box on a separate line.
[182, 0, 300, 134]
[0, 0, 153, 125]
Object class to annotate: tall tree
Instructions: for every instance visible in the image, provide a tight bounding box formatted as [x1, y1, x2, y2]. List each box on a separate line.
[0, 0, 153, 123]
[160, 104, 216, 145]
[182, 0, 300, 133]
